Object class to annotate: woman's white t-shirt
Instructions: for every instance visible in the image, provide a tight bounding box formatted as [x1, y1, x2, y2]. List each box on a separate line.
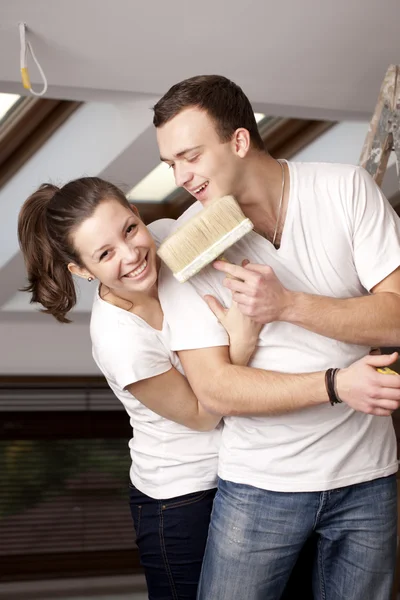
[90, 277, 221, 500]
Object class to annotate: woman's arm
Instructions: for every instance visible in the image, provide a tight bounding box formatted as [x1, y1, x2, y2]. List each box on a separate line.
[126, 296, 260, 428]
[126, 367, 221, 432]
[204, 294, 262, 366]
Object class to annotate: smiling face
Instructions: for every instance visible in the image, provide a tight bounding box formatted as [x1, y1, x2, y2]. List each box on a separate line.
[157, 107, 249, 205]
[69, 198, 158, 301]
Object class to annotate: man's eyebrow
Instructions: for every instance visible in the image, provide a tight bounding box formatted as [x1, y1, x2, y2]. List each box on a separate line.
[160, 146, 202, 162]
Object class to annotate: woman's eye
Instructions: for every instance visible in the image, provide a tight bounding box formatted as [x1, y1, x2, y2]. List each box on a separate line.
[99, 250, 109, 261]
[187, 155, 199, 163]
[126, 224, 137, 235]
[168, 163, 175, 170]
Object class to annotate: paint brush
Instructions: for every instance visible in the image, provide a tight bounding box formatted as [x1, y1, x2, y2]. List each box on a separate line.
[157, 195, 253, 282]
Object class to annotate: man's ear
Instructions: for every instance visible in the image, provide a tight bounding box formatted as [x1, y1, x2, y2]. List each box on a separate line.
[68, 263, 93, 281]
[231, 128, 251, 158]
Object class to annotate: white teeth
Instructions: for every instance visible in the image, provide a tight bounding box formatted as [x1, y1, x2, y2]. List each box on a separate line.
[194, 182, 208, 194]
[125, 259, 147, 278]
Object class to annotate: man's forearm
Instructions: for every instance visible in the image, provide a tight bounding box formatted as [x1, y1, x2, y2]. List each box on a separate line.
[189, 359, 328, 416]
[178, 347, 400, 417]
[212, 364, 328, 415]
[284, 291, 400, 347]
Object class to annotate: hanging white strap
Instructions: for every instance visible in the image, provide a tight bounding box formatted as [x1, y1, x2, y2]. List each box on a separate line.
[19, 22, 48, 97]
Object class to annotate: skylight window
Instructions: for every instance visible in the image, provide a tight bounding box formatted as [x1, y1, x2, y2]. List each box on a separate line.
[127, 162, 176, 202]
[0, 94, 21, 123]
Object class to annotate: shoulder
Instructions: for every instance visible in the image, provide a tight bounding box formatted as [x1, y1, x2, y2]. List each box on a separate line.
[291, 162, 377, 191]
[291, 162, 377, 205]
[291, 160, 363, 181]
[90, 293, 150, 349]
[146, 203, 203, 247]
[176, 201, 203, 225]
[148, 218, 176, 247]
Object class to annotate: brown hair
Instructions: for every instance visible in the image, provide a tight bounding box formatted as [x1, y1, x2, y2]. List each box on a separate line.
[18, 177, 133, 323]
[153, 74, 265, 151]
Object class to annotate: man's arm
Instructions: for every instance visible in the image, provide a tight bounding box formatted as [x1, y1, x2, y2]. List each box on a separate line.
[285, 268, 400, 346]
[178, 345, 400, 417]
[214, 261, 400, 347]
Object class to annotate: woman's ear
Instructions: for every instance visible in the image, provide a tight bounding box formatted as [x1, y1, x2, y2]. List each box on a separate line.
[68, 263, 94, 281]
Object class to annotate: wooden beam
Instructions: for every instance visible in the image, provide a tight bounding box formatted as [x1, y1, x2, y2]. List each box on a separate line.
[393, 194, 400, 216]
[133, 201, 173, 224]
[266, 119, 334, 159]
[0, 98, 81, 190]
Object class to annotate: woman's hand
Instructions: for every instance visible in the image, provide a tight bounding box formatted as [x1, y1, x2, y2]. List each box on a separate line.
[204, 294, 263, 365]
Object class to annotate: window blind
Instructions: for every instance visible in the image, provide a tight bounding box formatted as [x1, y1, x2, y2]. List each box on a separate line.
[0, 379, 141, 582]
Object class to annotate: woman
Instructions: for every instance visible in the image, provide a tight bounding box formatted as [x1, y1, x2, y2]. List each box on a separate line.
[17, 176, 261, 600]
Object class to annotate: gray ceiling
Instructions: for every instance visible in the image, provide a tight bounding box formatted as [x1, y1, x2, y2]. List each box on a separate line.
[1, 0, 400, 120]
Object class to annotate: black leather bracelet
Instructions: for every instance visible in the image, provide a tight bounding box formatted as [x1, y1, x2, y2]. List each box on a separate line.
[325, 368, 342, 406]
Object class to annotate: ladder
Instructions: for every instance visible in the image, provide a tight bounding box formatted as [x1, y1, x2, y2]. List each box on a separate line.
[360, 64, 400, 190]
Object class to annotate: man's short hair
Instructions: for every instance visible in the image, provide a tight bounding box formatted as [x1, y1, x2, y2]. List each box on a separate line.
[153, 74, 265, 151]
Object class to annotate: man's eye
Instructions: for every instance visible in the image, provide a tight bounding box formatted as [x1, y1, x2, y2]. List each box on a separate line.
[168, 164, 175, 170]
[187, 155, 199, 163]
[99, 250, 109, 261]
[126, 224, 137, 235]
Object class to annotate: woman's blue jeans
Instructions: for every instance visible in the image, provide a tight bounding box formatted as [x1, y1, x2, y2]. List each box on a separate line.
[129, 484, 216, 599]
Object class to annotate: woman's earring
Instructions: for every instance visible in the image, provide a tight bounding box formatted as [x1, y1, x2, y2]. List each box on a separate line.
[87, 277, 93, 282]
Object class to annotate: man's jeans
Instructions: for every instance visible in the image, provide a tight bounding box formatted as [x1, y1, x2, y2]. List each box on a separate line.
[197, 475, 397, 600]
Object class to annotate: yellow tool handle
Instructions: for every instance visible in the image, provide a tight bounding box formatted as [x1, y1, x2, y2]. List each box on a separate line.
[377, 367, 398, 375]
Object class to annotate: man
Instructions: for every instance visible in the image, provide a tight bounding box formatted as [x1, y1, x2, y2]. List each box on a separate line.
[153, 75, 400, 599]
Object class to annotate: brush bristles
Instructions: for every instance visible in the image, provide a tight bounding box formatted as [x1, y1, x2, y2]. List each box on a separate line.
[158, 195, 254, 282]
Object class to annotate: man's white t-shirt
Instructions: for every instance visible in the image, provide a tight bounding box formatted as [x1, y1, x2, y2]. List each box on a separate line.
[158, 162, 400, 493]
[90, 223, 221, 500]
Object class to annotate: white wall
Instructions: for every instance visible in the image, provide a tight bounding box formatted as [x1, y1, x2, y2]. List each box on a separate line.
[0, 317, 99, 375]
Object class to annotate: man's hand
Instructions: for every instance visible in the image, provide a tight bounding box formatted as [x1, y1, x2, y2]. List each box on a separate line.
[213, 260, 292, 324]
[337, 352, 400, 416]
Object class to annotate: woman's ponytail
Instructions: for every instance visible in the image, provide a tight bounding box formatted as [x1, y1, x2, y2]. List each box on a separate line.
[18, 184, 77, 323]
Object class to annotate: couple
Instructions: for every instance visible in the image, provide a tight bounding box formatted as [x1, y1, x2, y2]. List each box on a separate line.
[18, 74, 400, 600]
